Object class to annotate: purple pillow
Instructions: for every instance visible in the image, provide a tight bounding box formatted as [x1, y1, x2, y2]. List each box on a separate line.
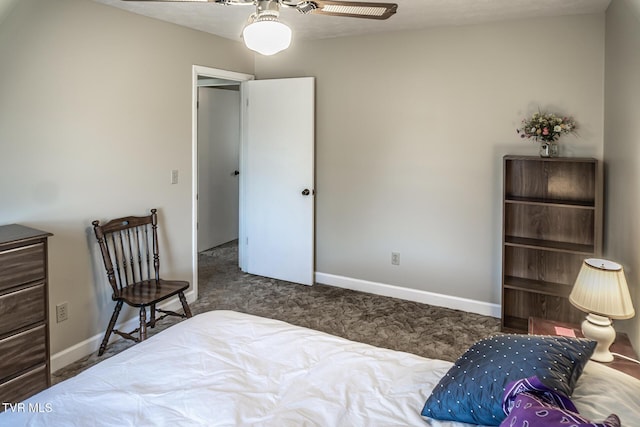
[501, 376, 620, 427]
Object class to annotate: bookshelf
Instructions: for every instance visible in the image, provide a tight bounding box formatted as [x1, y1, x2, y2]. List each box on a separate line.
[501, 156, 602, 332]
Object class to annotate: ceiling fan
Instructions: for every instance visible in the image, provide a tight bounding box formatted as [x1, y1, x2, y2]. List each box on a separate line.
[122, 0, 399, 55]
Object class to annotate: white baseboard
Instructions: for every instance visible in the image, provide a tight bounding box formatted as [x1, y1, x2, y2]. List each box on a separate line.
[315, 272, 500, 318]
[51, 290, 196, 373]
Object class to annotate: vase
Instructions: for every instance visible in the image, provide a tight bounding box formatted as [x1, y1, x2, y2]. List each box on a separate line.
[539, 141, 559, 158]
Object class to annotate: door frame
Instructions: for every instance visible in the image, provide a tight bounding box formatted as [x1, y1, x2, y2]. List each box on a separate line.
[191, 65, 254, 299]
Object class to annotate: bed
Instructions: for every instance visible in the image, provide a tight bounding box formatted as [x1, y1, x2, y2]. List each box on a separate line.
[1, 310, 638, 426]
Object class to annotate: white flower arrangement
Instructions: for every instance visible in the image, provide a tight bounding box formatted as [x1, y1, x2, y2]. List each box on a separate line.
[517, 111, 577, 143]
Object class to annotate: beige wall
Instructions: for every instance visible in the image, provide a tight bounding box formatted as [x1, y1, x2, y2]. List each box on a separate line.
[256, 14, 605, 304]
[0, 0, 18, 24]
[0, 0, 253, 356]
[604, 0, 640, 350]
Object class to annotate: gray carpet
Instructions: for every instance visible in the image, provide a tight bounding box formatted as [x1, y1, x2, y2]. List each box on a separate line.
[53, 240, 500, 384]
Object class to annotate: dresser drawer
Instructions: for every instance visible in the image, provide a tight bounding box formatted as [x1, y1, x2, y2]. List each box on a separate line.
[0, 325, 47, 382]
[0, 243, 45, 292]
[0, 284, 46, 336]
[0, 364, 48, 407]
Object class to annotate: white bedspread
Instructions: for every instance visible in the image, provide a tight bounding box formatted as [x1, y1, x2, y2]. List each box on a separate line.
[2, 310, 638, 426]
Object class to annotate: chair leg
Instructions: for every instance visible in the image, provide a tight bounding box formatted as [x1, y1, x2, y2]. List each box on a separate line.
[139, 307, 147, 341]
[178, 292, 192, 318]
[99, 300, 123, 356]
[150, 304, 156, 328]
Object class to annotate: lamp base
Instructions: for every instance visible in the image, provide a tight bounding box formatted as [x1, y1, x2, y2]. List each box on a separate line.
[582, 313, 615, 362]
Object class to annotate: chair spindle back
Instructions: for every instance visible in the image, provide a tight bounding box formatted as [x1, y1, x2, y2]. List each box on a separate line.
[93, 209, 160, 296]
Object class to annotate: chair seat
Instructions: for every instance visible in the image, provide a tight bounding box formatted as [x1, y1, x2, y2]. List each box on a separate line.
[116, 279, 189, 307]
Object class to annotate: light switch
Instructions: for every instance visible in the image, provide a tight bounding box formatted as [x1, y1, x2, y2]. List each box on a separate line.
[171, 169, 179, 184]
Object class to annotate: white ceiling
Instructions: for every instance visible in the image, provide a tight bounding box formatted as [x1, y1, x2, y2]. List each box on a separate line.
[93, 0, 611, 43]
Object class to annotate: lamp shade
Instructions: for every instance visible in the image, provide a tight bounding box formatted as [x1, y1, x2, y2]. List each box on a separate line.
[569, 258, 635, 319]
[242, 17, 291, 56]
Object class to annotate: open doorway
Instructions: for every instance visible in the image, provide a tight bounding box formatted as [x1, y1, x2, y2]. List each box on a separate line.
[191, 67, 315, 300]
[191, 66, 254, 300]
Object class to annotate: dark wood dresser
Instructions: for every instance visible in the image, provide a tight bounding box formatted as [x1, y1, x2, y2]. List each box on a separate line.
[0, 224, 52, 407]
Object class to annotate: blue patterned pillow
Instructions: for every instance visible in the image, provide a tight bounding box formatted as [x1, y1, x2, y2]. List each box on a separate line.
[421, 334, 596, 426]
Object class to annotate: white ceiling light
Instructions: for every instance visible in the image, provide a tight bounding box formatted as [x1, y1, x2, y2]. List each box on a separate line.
[242, 1, 292, 56]
[243, 15, 292, 55]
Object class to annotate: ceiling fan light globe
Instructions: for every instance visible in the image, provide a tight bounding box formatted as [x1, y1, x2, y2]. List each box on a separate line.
[243, 20, 292, 56]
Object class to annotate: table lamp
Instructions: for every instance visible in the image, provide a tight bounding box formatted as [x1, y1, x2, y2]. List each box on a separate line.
[569, 258, 635, 362]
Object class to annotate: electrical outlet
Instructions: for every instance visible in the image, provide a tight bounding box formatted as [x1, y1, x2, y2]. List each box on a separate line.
[56, 302, 69, 323]
[170, 169, 179, 185]
[391, 252, 400, 266]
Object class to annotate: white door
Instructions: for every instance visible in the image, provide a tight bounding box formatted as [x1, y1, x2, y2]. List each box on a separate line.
[240, 77, 315, 285]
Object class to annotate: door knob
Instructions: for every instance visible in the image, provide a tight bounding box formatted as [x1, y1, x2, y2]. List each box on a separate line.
[301, 189, 313, 196]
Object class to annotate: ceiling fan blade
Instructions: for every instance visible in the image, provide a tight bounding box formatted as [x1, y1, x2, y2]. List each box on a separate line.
[308, 1, 397, 20]
[120, 0, 216, 2]
[118, 0, 397, 20]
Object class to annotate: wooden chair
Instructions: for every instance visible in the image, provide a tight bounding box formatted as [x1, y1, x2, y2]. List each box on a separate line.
[92, 208, 192, 356]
